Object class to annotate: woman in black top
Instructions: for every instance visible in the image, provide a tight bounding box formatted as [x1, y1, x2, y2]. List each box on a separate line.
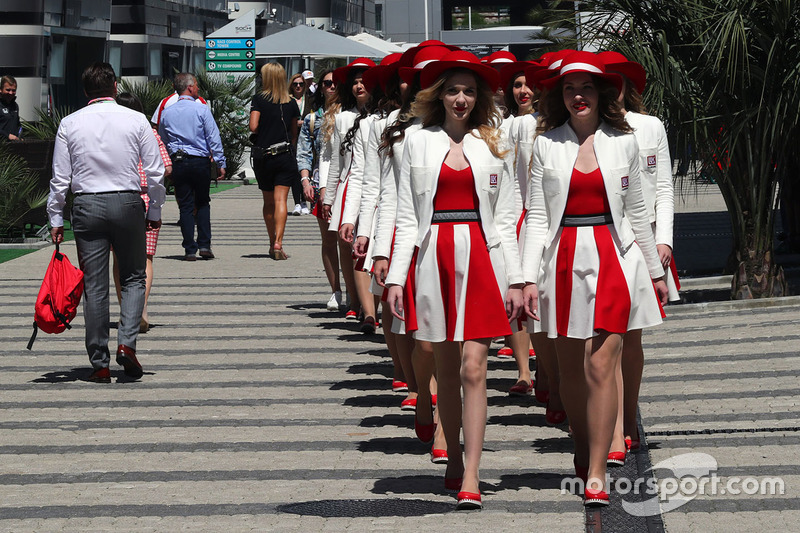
[249, 62, 301, 259]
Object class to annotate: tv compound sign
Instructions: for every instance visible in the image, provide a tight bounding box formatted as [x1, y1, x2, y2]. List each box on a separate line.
[205, 11, 256, 73]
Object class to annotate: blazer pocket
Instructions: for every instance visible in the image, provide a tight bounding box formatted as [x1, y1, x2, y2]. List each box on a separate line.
[608, 165, 631, 198]
[478, 165, 504, 195]
[540, 167, 562, 198]
[410, 166, 434, 195]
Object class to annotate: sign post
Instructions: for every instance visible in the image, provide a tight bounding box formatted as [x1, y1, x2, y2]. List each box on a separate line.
[205, 10, 256, 74]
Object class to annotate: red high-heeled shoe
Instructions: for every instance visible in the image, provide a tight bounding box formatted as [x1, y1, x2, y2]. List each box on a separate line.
[584, 488, 610, 506]
[456, 491, 482, 510]
[545, 402, 567, 425]
[431, 447, 448, 464]
[625, 436, 641, 451]
[607, 450, 626, 467]
[414, 416, 435, 444]
[400, 397, 417, 411]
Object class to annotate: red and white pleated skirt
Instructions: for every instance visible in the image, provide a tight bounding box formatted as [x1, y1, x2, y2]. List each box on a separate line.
[327, 174, 349, 231]
[408, 221, 511, 343]
[535, 223, 663, 339]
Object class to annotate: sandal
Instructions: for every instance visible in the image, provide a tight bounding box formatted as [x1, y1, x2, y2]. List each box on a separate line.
[271, 248, 289, 260]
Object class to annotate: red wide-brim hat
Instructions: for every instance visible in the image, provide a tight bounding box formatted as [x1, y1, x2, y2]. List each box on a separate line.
[420, 50, 500, 92]
[597, 51, 646, 94]
[526, 49, 577, 89]
[333, 57, 377, 85]
[537, 51, 623, 94]
[397, 43, 459, 85]
[363, 53, 402, 92]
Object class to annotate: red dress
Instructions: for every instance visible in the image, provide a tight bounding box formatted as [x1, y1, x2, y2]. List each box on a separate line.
[537, 168, 663, 339]
[407, 163, 511, 342]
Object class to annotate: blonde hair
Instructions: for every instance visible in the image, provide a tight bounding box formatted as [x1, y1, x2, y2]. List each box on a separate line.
[260, 63, 291, 105]
[322, 101, 341, 143]
[410, 70, 508, 159]
[289, 73, 304, 95]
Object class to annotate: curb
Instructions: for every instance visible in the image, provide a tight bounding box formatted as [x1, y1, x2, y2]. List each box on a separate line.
[0, 240, 50, 251]
[667, 294, 800, 314]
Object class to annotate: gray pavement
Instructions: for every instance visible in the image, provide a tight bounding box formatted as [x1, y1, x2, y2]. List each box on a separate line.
[1, 184, 799, 532]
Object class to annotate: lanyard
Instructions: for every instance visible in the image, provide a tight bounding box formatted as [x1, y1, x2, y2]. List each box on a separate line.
[88, 97, 115, 105]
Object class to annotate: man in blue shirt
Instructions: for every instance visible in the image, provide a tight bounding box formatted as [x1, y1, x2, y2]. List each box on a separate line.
[159, 72, 226, 260]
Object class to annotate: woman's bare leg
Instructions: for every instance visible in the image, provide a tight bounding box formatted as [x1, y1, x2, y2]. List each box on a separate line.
[262, 190, 276, 248]
[272, 185, 290, 251]
[338, 240, 359, 313]
[434, 341, 463, 484]
[460, 338, 490, 495]
[317, 218, 341, 293]
[509, 329, 531, 386]
[622, 329, 644, 443]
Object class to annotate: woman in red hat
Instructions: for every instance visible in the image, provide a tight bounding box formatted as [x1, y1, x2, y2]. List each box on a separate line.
[495, 59, 540, 398]
[522, 50, 668, 506]
[373, 44, 453, 464]
[385, 50, 524, 511]
[598, 50, 679, 465]
[321, 58, 376, 327]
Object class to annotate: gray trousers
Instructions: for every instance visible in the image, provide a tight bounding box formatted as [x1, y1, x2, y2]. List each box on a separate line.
[72, 191, 146, 369]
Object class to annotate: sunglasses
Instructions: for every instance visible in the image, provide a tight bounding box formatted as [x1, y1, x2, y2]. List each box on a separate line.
[292, 82, 304, 87]
[321, 79, 334, 87]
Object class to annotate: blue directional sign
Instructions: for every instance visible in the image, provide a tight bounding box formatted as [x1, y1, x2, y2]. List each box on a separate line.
[205, 38, 255, 50]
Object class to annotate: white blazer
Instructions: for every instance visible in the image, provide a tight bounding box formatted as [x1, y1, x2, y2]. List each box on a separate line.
[371, 110, 423, 259]
[625, 111, 674, 248]
[322, 108, 359, 206]
[354, 113, 391, 235]
[340, 113, 378, 226]
[385, 126, 524, 288]
[522, 121, 664, 284]
[513, 113, 537, 211]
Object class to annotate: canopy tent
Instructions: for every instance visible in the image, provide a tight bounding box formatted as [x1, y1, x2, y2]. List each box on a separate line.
[346, 32, 407, 54]
[255, 25, 387, 58]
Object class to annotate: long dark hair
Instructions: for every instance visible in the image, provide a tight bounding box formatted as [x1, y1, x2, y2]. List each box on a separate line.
[339, 68, 373, 156]
[311, 69, 334, 112]
[379, 73, 423, 158]
[537, 74, 631, 134]
[374, 72, 403, 118]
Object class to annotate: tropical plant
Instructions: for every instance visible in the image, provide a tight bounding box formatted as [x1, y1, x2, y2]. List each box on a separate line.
[117, 78, 174, 120]
[0, 144, 48, 237]
[21, 106, 73, 139]
[195, 69, 256, 179]
[537, 0, 799, 298]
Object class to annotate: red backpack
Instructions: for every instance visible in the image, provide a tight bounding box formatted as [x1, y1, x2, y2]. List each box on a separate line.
[27, 245, 84, 350]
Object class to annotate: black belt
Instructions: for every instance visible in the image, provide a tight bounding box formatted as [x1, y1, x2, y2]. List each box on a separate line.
[432, 210, 481, 223]
[169, 150, 208, 161]
[74, 190, 140, 196]
[561, 213, 614, 227]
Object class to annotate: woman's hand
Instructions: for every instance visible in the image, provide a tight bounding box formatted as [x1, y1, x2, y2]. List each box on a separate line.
[505, 285, 524, 321]
[321, 203, 332, 221]
[339, 223, 355, 243]
[353, 236, 369, 258]
[372, 258, 389, 287]
[523, 283, 540, 321]
[654, 278, 669, 305]
[386, 285, 405, 321]
[302, 180, 315, 202]
[657, 244, 672, 271]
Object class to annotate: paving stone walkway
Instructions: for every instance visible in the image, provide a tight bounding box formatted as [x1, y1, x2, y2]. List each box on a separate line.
[1, 185, 798, 532]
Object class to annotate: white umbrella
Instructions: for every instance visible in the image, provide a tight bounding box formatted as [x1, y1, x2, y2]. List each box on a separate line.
[347, 32, 405, 55]
[255, 25, 388, 58]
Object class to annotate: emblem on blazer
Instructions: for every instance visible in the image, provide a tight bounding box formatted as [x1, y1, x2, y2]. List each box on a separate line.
[621, 176, 629, 189]
[489, 174, 498, 187]
[647, 155, 657, 167]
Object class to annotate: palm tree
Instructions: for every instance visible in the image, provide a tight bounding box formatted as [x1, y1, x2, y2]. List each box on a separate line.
[539, 0, 800, 298]
[194, 69, 256, 180]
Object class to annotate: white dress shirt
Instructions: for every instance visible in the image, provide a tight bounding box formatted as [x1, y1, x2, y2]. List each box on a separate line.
[48, 99, 166, 227]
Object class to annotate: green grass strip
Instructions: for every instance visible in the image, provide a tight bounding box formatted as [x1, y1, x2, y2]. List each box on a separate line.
[0, 249, 38, 264]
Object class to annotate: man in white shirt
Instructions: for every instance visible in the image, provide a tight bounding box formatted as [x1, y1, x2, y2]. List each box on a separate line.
[48, 62, 165, 383]
[151, 90, 208, 126]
